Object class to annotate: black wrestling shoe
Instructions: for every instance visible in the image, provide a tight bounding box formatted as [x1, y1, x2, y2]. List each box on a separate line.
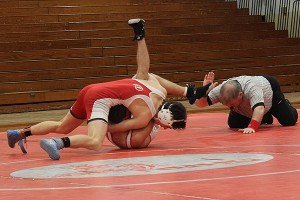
[186, 83, 211, 105]
[186, 84, 196, 105]
[128, 18, 145, 41]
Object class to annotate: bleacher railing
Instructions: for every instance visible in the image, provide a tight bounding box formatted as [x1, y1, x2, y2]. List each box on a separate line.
[225, 0, 300, 38]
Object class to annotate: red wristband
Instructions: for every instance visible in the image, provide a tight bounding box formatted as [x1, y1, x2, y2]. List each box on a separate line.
[248, 119, 260, 131]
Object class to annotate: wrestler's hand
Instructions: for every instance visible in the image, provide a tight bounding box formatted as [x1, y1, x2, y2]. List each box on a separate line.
[238, 127, 256, 134]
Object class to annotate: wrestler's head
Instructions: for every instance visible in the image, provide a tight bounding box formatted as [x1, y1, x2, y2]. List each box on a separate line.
[108, 104, 131, 124]
[155, 101, 187, 130]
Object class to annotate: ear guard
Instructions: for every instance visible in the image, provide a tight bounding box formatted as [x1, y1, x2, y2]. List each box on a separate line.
[157, 104, 185, 128]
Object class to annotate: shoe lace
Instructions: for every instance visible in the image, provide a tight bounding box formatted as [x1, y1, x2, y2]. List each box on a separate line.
[18, 138, 27, 154]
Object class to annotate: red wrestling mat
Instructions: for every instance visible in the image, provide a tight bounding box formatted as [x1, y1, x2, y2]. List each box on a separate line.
[0, 110, 299, 200]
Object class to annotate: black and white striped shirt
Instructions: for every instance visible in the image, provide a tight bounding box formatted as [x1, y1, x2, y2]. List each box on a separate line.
[208, 76, 273, 118]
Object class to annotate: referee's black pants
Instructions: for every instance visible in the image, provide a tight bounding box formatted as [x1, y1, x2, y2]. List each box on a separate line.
[228, 75, 298, 128]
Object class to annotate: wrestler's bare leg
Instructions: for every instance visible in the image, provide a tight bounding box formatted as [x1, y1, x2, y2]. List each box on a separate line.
[135, 38, 150, 80]
[68, 120, 108, 150]
[153, 74, 186, 96]
[135, 38, 186, 96]
[7, 111, 84, 152]
[40, 120, 108, 160]
[31, 111, 84, 135]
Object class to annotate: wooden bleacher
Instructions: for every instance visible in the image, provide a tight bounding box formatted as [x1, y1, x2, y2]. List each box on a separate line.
[0, 0, 300, 114]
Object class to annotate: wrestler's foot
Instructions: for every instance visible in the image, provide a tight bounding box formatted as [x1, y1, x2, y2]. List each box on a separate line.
[128, 18, 145, 41]
[7, 129, 28, 154]
[40, 138, 62, 160]
[186, 84, 196, 104]
[186, 83, 212, 104]
[7, 129, 24, 148]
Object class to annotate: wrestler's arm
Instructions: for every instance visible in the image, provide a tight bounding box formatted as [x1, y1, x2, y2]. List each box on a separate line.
[108, 119, 157, 149]
[128, 119, 156, 148]
[107, 112, 151, 133]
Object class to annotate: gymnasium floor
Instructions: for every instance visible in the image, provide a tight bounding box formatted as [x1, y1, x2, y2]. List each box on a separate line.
[0, 110, 299, 200]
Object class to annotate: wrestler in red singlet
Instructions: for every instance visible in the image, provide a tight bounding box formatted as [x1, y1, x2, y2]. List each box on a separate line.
[71, 78, 166, 123]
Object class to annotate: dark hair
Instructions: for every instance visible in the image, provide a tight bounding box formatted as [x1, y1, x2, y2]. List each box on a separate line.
[108, 104, 129, 124]
[161, 101, 187, 129]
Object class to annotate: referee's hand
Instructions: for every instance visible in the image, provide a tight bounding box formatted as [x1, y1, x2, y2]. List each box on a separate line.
[238, 127, 256, 134]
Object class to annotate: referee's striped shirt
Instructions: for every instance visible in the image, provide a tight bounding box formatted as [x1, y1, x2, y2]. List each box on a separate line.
[208, 76, 273, 118]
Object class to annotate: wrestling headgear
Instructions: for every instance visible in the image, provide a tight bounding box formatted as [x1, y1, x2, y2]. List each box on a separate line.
[156, 103, 186, 128]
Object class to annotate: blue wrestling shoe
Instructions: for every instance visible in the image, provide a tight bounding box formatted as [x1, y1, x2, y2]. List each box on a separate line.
[7, 129, 28, 153]
[7, 129, 23, 148]
[40, 138, 62, 160]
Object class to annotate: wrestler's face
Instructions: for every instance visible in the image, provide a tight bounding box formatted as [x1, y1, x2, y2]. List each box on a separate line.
[154, 109, 173, 129]
[154, 118, 171, 129]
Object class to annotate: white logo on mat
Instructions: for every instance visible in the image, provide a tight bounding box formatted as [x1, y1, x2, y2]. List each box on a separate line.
[11, 153, 273, 179]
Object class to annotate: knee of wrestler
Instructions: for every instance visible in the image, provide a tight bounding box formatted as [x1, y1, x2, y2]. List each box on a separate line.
[90, 139, 103, 151]
[84, 136, 103, 151]
[128, 121, 155, 149]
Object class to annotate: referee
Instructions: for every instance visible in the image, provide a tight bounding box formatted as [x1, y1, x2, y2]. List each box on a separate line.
[190, 73, 298, 134]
